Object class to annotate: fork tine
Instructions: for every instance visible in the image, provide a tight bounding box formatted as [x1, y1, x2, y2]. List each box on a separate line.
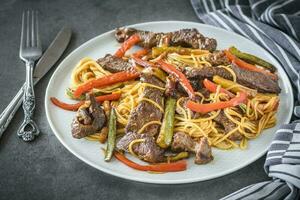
[35, 11, 41, 49]
[26, 10, 30, 48]
[20, 11, 26, 52]
[31, 10, 35, 47]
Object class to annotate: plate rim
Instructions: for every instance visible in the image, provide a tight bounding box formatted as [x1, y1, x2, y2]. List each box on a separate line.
[45, 20, 294, 184]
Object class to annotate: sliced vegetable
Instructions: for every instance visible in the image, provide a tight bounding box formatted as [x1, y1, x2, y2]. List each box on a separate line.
[229, 46, 276, 72]
[132, 48, 149, 58]
[132, 56, 155, 68]
[142, 67, 167, 82]
[203, 79, 234, 98]
[156, 60, 195, 99]
[114, 151, 187, 172]
[66, 88, 86, 100]
[105, 108, 117, 161]
[98, 127, 109, 144]
[156, 97, 176, 148]
[213, 75, 257, 97]
[50, 92, 121, 111]
[73, 71, 139, 98]
[186, 92, 247, 114]
[225, 50, 277, 80]
[167, 152, 189, 162]
[152, 46, 209, 57]
[114, 34, 141, 58]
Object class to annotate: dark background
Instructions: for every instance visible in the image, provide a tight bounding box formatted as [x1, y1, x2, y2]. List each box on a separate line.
[0, 0, 269, 199]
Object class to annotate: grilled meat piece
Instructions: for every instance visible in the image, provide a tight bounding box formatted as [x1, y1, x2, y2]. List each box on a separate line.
[171, 132, 213, 164]
[71, 94, 106, 139]
[195, 137, 214, 164]
[96, 54, 134, 73]
[184, 66, 232, 80]
[115, 28, 217, 51]
[205, 51, 230, 66]
[231, 64, 280, 94]
[125, 73, 165, 136]
[184, 64, 280, 94]
[165, 75, 177, 98]
[116, 132, 164, 163]
[214, 111, 242, 141]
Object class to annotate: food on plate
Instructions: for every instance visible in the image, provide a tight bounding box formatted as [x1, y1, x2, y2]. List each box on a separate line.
[51, 28, 280, 172]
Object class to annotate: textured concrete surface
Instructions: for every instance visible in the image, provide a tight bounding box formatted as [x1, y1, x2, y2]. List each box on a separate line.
[0, 0, 270, 199]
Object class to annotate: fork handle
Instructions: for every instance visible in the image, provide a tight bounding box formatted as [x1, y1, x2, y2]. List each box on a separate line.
[17, 61, 40, 141]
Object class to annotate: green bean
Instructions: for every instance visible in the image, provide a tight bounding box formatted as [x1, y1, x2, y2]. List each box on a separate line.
[104, 108, 117, 161]
[229, 46, 276, 72]
[156, 97, 176, 148]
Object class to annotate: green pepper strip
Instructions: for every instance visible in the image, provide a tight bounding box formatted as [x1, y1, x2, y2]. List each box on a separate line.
[167, 152, 189, 162]
[156, 97, 176, 148]
[104, 108, 117, 161]
[229, 46, 276, 72]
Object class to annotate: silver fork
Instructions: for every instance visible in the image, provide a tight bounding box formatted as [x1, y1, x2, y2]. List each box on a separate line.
[17, 10, 42, 141]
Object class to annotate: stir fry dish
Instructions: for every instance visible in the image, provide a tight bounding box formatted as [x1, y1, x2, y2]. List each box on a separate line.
[51, 27, 280, 173]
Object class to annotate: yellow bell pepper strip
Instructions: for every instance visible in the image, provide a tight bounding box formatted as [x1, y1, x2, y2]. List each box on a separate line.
[114, 151, 187, 172]
[73, 71, 139, 98]
[152, 46, 209, 57]
[203, 79, 234, 98]
[114, 34, 141, 58]
[186, 92, 247, 114]
[212, 75, 257, 97]
[156, 60, 195, 99]
[105, 108, 117, 161]
[156, 97, 176, 148]
[50, 92, 121, 111]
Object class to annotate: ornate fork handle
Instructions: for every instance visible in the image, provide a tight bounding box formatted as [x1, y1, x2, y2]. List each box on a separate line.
[17, 61, 40, 141]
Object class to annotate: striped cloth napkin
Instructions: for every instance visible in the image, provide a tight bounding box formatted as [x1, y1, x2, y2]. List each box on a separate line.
[190, 0, 300, 199]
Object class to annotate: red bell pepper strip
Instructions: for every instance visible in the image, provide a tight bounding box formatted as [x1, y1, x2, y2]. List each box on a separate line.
[186, 92, 247, 114]
[156, 60, 195, 99]
[50, 92, 121, 111]
[114, 34, 141, 58]
[132, 48, 149, 58]
[203, 79, 234, 98]
[73, 71, 139, 98]
[114, 151, 187, 172]
[224, 50, 277, 80]
[132, 56, 155, 68]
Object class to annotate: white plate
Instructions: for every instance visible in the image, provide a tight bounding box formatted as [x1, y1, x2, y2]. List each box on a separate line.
[45, 21, 293, 184]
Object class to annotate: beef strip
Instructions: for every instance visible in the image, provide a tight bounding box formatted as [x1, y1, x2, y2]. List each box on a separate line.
[231, 64, 281, 94]
[115, 28, 217, 51]
[116, 132, 164, 163]
[171, 132, 213, 164]
[96, 54, 134, 73]
[71, 94, 106, 139]
[125, 73, 165, 136]
[205, 51, 230, 66]
[165, 75, 177, 98]
[183, 66, 232, 80]
[213, 111, 242, 141]
[183, 64, 280, 94]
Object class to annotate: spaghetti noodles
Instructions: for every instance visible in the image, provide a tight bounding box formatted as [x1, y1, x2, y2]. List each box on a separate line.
[69, 53, 278, 151]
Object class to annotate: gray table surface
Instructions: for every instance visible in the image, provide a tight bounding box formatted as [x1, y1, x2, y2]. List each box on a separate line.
[0, 0, 270, 199]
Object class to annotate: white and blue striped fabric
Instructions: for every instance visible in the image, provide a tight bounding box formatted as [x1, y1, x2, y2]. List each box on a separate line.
[190, 0, 300, 199]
